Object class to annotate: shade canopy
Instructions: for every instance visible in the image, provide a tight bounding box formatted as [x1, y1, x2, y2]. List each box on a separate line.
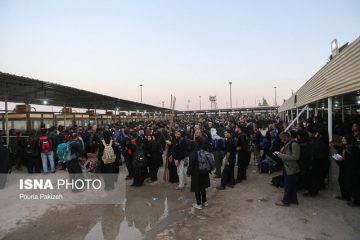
[0, 72, 167, 112]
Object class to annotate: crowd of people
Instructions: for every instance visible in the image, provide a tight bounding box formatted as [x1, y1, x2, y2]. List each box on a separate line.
[0, 114, 359, 208]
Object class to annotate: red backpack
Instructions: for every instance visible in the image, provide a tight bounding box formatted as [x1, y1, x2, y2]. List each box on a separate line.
[39, 136, 51, 153]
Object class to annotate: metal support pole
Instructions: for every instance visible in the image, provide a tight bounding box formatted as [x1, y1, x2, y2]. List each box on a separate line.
[63, 104, 67, 127]
[341, 96, 345, 123]
[349, 105, 352, 117]
[140, 84, 143, 103]
[306, 106, 310, 120]
[274, 86, 277, 106]
[5, 96, 9, 146]
[328, 97, 333, 142]
[296, 106, 299, 124]
[229, 82, 232, 109]
[199, 96, 202, 111]
[315, 102, 319, 117]
[94, 107, 97, 125]
[287, 111, 290, 123]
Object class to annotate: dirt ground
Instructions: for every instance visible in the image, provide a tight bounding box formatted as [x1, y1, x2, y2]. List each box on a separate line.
[1, 164, 360, 240]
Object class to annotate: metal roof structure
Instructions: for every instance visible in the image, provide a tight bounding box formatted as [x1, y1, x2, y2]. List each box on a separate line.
[0, 72, 167, 112]
[279, 36, 360, 112]
[180, 106, 278, 114]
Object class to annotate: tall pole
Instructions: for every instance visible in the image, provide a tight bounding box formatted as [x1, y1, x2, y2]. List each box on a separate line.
[5, 96, 9, 146]
[341, 96, 344, 123]
[229, 82, 232, 109]
[274, 86, 277, 106]
[162, 101, 164, 108]
[94, 106, 97, 126]
[64, 103, 67, 128]
[328, 97, 333, 142]
[199, 96, 202, 110]
[140, 84, 143, 103]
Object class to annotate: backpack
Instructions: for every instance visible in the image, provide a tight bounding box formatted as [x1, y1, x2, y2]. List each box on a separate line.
[86, 132, 95, 148]
[101, 140, 116, 164]
[211, 139, 218, 151]
[39, 136, 51, 153]
[211, 138, 225, 151]
[8, 138, 18, 154]
[133, 148, 146, 168]
[260, 138, 269, 151]
[218, 138, 227, 151]
[197, 150, 215, 174]
[24, 136, 37, 156]
[258, 156, 277, 174]
[57, 141, 75, 163]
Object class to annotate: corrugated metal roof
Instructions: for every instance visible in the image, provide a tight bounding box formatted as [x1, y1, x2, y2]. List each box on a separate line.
[0, 72, 167, 112]
[279, 36, 360, 112]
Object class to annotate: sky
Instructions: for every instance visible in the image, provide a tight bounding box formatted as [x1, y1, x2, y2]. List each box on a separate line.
[0, 0, 360, 111]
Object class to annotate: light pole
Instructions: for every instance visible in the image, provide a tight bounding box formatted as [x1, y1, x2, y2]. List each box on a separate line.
[187, 99, 190, 111]
[162, 101, 164, 108]
[229, 82, 232, 109]
[139, 84, 143, 103]
[274, 86, 277, 106]
[199, 96, 202, 110]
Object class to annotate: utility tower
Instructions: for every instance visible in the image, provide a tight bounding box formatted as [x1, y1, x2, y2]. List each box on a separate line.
[209, 96, 218, 110]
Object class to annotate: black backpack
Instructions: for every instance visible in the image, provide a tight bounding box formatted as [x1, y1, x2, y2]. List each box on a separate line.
[133, 149, 146, 168]
[24, 136, 37, 156]
[86, 132, 95, 147]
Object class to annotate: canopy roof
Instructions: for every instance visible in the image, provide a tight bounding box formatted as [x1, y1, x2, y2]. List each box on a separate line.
[0, 72, 167, 112]
[279, 36, 360, 112]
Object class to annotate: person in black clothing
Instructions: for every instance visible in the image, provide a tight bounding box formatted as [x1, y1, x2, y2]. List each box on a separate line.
[98, 131, 120, 191]
[23, 130, 40, 173]
[194, 129, 209, 151]
[187, 140, 210, 210]
[336, 134, 360, 206]
[8, 129, 21, 170]
[0, 143, 10, 189]
[297, 129, 314, 193]
[121, 130, 135, 180]
[352, 122, 360, 147]
[307, 128, 328, 196]
[217, 129, 237, 190]
[143, 135, 162, 182]
[235, 124, 250, 183]
[85, 124, 99, 154]
[66, 133, 86, 192]
[169, 130, 189, 190]
[132, 136, 146, 187]
[167, 134, 179, 183]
